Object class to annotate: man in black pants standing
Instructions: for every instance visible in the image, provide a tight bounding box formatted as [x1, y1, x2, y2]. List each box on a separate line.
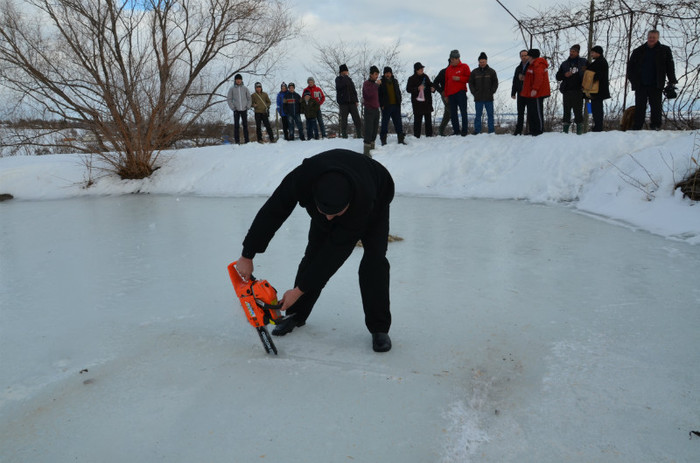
[235, 149, 395, 352]
[511, 50, 529, 135]
[627, 29, 677, 130]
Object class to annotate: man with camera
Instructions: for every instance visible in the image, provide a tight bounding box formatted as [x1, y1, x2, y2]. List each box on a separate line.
[555, 44, 588, 135]
[627, 30, 678, 131]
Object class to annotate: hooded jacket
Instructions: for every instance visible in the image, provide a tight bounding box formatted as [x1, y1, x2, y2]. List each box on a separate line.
[521, 57, 551, 98]
[444, 60, 471, 97]
[241, 149, 394, 293]
[227, 83, 252, 112]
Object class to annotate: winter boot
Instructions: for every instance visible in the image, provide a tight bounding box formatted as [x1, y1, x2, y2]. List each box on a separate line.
[272, 315, 305, 336]
[363, 143, 372, 157]
[576, 123, 583, 135]
[563, 123, 570, 133]
[380, 135, 387, 146]
[398, 134, 407, 145]
[372, 333, 392, 352]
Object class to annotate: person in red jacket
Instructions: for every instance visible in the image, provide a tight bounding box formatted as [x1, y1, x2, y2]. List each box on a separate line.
[444, 49, 471, 136]
[304, 77, 327, 138]
[520, 48, 551, 136]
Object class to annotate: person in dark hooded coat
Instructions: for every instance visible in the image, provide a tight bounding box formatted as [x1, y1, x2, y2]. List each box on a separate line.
[235, 149, 395, 353]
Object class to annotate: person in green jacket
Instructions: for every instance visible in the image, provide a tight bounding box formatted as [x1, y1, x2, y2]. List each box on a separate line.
[251, 82, 276, 143]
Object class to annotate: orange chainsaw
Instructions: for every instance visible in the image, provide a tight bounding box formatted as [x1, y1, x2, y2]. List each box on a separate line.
[227, 261, 287, 354]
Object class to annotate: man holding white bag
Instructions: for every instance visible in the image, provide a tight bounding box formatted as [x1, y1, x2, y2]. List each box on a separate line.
[406, 62, 435, 138]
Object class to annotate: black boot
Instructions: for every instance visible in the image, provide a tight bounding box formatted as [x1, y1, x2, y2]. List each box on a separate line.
[271, 315, 305, 336]
[372, 333, 392, 352]
[380, 135, 387, 146]
[398, 134, 407, 145]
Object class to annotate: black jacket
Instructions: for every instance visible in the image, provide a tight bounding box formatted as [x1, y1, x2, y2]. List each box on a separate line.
[511, 62, 528, 97]
[335, 75, 359, 104]
[241, 149, 395, 293]
[405, 73, 434, 114]
[627, 42, 677, 90]
[378, 76, 402, 107]
[468, 65, 498, 102]
[433, 68, 447, 95]
[586, 56, 611, 100]
[556, 57, 588, 93]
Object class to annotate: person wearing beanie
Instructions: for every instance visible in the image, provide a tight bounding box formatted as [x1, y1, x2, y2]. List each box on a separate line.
[378, 66, 406, 145]
[626, 29, 678, 130]
[555, 44, 588, 134]
[235, 149, 396, 353]
[303, 77, 327, 138]
[406, 62, 435, 138]
[276, 82, 290, 140]
[585, 45, 611, 132]
[511, 50, 530, 135]
[226, 74, 252, 144]
[432, 59, 452, 136]
[301, 89, 321, 139]
[469, 52, 498, 134]
[362, 65, 382, 156]
[283, 83, 305, 141]
[335, 64, 362, 138]
[251, 82, 276, 143]
[444, 49, 471, 136]
[520, 48, 551, 136]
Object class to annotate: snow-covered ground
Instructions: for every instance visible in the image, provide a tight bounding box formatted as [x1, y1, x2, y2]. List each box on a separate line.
[1, 132, 700, 462]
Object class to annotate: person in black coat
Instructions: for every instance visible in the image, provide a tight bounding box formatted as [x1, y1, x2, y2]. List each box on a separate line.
[335, 64, 363, 138]
[433, 60, 451, 136]
[511, 50, 529, 135]
[378, 66, 406, 145]
[235, 149, 395, 352]
[586, 46, 610, 132]
[626, 29, 678, 130]
[406, 62, 435, 138]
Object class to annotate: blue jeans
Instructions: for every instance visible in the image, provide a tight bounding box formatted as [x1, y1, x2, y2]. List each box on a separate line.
[306, 118, 319, 139]
[380, 104, 403, 138]
[474, 101, 494, 134]
[287, 114, 305, 140]
[448, 90, 469, 136]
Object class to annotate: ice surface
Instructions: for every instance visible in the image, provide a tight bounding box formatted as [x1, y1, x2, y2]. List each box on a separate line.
[1, 195, 699, 462]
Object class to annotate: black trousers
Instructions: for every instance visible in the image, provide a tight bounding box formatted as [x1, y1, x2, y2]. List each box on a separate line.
[339, 103, 362, 138]
[514, 94, 527, 134]
[289, 207, 392, 334]
[413, 111, 433, 138]
[233, 110, 249, 143]
[254, 113, 274, 141]
[633, 85, 663, 130]
[590, 99, 605, 132]
[562, 89, 584, 124]
[363, 107, 380, 145]
[525, 97, 545, 136]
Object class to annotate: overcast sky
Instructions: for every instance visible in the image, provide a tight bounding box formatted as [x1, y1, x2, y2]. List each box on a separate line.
[262, 0, 567, 94]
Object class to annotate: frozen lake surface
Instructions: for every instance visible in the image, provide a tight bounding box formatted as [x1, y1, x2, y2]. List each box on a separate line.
[1, 195, 699, 462]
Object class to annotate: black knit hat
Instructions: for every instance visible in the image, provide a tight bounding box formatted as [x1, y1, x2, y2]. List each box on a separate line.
[370, 65, 380, 74]
[314, 172, 352, 215]
[570, 44, 581, 52]
[339, 63, 349, 73]
[478, 52, 488, 61]
[383, 66, 393, 75]
[527, 48, 541, 58]
[235, 74, 243, 80]
[591, 45, 604, 55]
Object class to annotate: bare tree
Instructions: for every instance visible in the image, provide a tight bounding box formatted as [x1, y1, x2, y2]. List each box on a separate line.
[0, 0, 298, 178]
[305, 38, 403, 130]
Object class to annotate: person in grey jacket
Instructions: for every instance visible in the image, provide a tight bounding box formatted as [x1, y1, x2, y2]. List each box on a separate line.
[226, 74, 252, 144]
[468, 52, 498, 134]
